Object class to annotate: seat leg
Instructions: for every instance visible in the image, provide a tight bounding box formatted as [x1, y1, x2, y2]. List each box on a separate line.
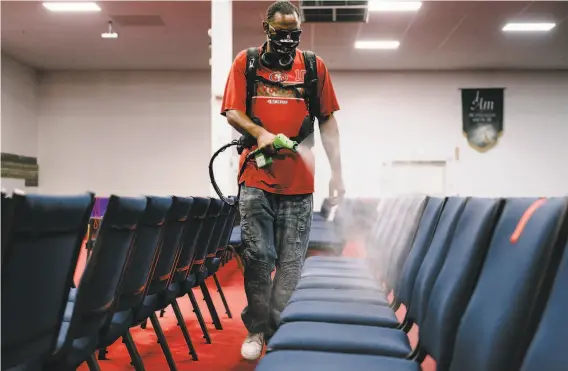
[140, 318, 148, 329]
[188, 289, 212, 343]
[400, 318, 414, 333]
[213, 273, 233, 318]
[200, 282, 223, 330]
[407, 341, 427, 363]
[150, 312, 179, 371]
[390, 299, 401, 312]
[86, 354, 102, 371]
[97, 347, 108, 360]
[159, 308, 166, 317]
[123, 329, 147, 371]
[171, 299, 199, 360]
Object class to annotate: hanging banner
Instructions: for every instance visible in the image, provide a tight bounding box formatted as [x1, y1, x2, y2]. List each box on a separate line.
[461, 88, 504, 152]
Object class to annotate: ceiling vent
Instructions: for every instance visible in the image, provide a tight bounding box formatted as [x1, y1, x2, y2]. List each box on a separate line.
[299, 1, 369, 23]
[110, 15, 165, 27]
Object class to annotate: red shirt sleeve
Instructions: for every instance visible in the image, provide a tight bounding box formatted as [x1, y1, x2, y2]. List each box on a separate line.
[316, 56, 340, 118]
[221, 50, 247, 115]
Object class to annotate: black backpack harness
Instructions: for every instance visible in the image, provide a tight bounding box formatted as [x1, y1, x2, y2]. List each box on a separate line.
[240, 47, 321, 152]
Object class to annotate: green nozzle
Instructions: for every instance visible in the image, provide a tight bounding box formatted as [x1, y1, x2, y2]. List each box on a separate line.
[250, 134, 298, 169]
[273, 134, 298, 152]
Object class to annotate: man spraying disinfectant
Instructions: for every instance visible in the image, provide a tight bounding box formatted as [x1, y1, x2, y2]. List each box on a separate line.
[220, 0, 345, 361]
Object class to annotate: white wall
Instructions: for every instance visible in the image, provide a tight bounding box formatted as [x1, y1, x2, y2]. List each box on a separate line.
[37, 71, 211, 197]
[17, 67, 567, 200]
[1, 54, 39, 192]
[312, 70, 568, 203]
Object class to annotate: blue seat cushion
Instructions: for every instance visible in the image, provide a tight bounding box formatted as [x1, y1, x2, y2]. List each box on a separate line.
[303, 262, 369, 273]
[301, 267, 374, 279]
[281, 301, 399, 327]
[303, 257, 368, 269]
[288, 288, 388, 306]
[267, 322, 411, 357]
[98, 310, 134, 347]
[229, 226, 241, 246]
[296, 276, 383, 291]
[207, 257, 221, 276]
[306, 256, 362, 263]
[257, 350, 420, 371]
[309, 229, 343, 246]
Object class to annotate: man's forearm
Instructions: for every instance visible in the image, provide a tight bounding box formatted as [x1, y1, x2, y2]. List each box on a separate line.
[225, 110, 267, 139]
[319, 114, 342, 176]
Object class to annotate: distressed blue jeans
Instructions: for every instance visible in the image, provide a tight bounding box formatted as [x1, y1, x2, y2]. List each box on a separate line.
[238, 184, 313, 339]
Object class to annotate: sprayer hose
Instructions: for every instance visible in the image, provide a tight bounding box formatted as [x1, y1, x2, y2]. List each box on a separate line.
[209, 140, 256, 206]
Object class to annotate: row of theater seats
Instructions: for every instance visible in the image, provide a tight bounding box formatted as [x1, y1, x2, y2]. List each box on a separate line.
[1, 191, 239, 371]
[256, 195, 568, 371]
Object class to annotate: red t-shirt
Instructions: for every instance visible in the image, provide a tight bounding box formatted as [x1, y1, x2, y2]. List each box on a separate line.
[221, 47, 340, 195]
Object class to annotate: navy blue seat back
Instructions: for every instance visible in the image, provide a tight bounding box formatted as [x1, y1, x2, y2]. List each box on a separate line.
[114, 196, 172, 312]
[206, 201, 231, 261]
[191, 198, 223, 272]
[69, 196, 146, 342]
[520, 241, 568, 371]
[1, 192, 13, 260]
[384, 196, 428, 290]
[394, 197, 445, 305]
[420, 197, 503, 370]
[1, 193, 94, 370]
[217, 203, 239, 257]
[147, 196, 193, 295]
[449, 197, 568, 371]
[407, 197, 467, 324]
[173, 197, 211, 282]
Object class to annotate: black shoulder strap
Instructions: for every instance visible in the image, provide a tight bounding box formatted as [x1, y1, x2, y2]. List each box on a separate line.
[245, 47, 260, 117]
[303, 50, 320, 122]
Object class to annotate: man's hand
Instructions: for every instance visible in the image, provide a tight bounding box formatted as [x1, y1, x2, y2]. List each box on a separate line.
[329, 173, 345, 206]
[257, 130, 276, 154]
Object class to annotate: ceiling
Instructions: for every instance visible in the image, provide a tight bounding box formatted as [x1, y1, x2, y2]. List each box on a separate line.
[2, 1, 568, 71]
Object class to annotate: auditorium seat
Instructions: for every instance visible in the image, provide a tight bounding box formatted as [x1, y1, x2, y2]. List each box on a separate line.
[216, 200, 238, 264]
[519, 240, 568, 371]
[96, 196, 173, 367]
[1, 193, 94, 371]
[204, 201, 233, 318]
[43, 195, 146, 371]
[188, 198, 225, 331]
[257, 197, 567, 371]
[287, 197, 444, 307]
[1, 191, 12, 260]
[170, 196, 213, 344]
[133, 196, 194, 370]
[210, 200, 239, 317]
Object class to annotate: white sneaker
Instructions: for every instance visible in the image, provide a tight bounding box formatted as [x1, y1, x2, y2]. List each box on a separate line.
[241, 332, 264, 360]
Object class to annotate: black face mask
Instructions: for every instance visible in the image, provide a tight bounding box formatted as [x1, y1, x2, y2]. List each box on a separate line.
[261, 25, 302, 69]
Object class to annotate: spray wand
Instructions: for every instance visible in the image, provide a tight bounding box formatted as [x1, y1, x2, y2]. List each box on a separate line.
[209, 133, 299, 205]
[250, 133, 299, 168]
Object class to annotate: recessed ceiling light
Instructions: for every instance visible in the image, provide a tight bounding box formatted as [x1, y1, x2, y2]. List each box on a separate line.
[355, 40, 400, 50]
[101, 32, 118, 39]
[42, 2, 101, 12]
[502, 22, 556, 32]
[101, 21, 118, 39]
[368, 1, 422, 12]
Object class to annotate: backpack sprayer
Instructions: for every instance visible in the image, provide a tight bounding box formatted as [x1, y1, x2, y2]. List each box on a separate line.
[210, 49, 320, 206]
[209, 129, 298, 206]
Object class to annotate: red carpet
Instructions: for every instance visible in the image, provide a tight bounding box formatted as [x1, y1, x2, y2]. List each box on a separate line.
[74, 243, 435, 371]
